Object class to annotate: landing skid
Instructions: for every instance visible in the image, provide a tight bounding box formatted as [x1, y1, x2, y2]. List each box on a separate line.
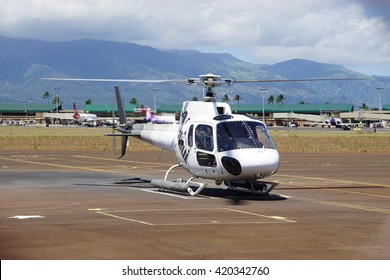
[225, 180, 278, 195]
[151, 164, 278, 197]
[151, 163, 207, 196]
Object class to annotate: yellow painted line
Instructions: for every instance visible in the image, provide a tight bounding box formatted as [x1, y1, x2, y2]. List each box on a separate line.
[2, 157, 120, 173]
[72, 155, 174, 167]
[276, 180, 390, 199]
[151, 221, 285, 226]
[2, 157, 169, 177]
[223, 208, 296, 223]
[288, 195, 390, 214]
[276, 173, 390, 188]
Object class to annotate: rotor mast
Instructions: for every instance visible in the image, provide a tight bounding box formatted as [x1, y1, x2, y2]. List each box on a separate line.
[188, 73, 233, 102]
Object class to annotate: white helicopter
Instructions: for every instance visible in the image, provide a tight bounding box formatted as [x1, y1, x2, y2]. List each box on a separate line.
[43, 74, 366, 196]
[111, 75, 279, 196]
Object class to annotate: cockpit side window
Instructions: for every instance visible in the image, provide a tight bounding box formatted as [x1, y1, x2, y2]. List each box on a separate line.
[195, 124, 214, 151]
[256, 124, 275, 149]
[188, 125, 194, 147]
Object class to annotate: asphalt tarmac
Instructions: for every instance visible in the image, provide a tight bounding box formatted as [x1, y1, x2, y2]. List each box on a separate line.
[0, 150, 389, 259]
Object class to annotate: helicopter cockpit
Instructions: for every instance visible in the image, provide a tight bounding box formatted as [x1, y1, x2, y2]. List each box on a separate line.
[216, 120, 275, 152]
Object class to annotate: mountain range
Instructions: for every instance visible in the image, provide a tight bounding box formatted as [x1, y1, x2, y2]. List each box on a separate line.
[0, 35, 389, 109]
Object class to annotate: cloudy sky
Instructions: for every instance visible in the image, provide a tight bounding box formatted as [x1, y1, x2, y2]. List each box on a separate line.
[1, 0, 389, 75]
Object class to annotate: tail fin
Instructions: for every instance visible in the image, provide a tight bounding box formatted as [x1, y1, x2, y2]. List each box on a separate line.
[73, 103, 80, 119]
[145, 108, 152, 121]
[114, 85, 128, 158]
[114, 85, 127, 125]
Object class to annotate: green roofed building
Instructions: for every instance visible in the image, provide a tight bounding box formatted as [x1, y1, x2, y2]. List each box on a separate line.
[157, 103, 354, 114]
[383, 104, 390, 111]
[231, 103, 354, 114]
[0, 104, 61, 116]
[83, 103, 138, 117]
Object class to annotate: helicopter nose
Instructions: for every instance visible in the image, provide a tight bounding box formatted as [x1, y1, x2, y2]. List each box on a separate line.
[221, 149, 279, 178]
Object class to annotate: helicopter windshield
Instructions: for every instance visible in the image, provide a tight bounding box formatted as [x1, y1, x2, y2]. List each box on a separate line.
[216, 121, 275, 152]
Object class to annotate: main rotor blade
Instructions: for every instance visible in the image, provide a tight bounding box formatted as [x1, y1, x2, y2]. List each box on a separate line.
[40, 77, 187, 83]
[234, 78, 370, 83]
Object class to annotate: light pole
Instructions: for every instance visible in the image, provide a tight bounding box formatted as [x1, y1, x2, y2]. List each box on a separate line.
[54, 87, 60, 114]
[152, 88, 158, 113]
[377, 87, 384, 115]
[21, 101, 27, 122]
[260, 88, 267, 124]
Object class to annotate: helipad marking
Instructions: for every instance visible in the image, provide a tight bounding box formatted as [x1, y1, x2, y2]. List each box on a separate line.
[277, 179, 390, 199]
[72, 155, 173, 167]
[96, 208, 296, 226]
[2, 158, 119, 173]
[8, 215, 45, 220]
[277, 173, 390, 188]
[224, 208, 296, 223]
[140, 189, 208, 199]
[97, 211, 154, 226]
[288, 195, 390, 214]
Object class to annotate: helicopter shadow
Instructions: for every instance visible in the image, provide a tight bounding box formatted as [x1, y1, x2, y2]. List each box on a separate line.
[112, 177, 286, 203]
[196, 187, 287, 203]
[112, 177, 154, 188]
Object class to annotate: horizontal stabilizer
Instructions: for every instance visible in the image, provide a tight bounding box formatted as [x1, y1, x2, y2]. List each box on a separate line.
[105, 133, 134, 137]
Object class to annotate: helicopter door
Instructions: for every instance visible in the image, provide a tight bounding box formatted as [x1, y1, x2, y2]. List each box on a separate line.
[194, 124, 216, 167]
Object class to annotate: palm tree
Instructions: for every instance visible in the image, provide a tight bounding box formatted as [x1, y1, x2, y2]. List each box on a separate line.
[42, 91, 51, 104]
[276, 94, 286, 104]
[129, 97, 138, 105]
[267, 95, 274, 104]
[233, 94, 243, 105]
[85, 98, 92, 105]
[222, 94, 230, 103]
[52, 96, 60, 105]
[192, 96, 199, 101]
[51, 96, 62, 113]
[360, 103, 368, 110]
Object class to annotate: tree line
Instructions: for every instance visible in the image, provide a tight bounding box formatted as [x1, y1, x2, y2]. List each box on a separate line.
[42, 91, 139, 106]
[42, 91, 377, 111]
[220, 94, 286, 104]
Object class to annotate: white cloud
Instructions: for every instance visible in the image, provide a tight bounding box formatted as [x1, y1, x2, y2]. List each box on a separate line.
[0, 0, 389, 75]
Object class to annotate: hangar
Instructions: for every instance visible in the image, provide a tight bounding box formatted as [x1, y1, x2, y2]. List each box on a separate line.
[0, 103, 62, 124]
[83, 103, 138, 117]
[1, 102, 389, 126]
[157, 103, 355, 114]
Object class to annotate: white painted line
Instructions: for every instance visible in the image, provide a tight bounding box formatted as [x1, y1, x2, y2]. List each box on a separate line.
[97, 211, 154, 226]
[7, 215, 45, 220]
[96, 207, 296, 226]
[140, 188, 204, 199]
